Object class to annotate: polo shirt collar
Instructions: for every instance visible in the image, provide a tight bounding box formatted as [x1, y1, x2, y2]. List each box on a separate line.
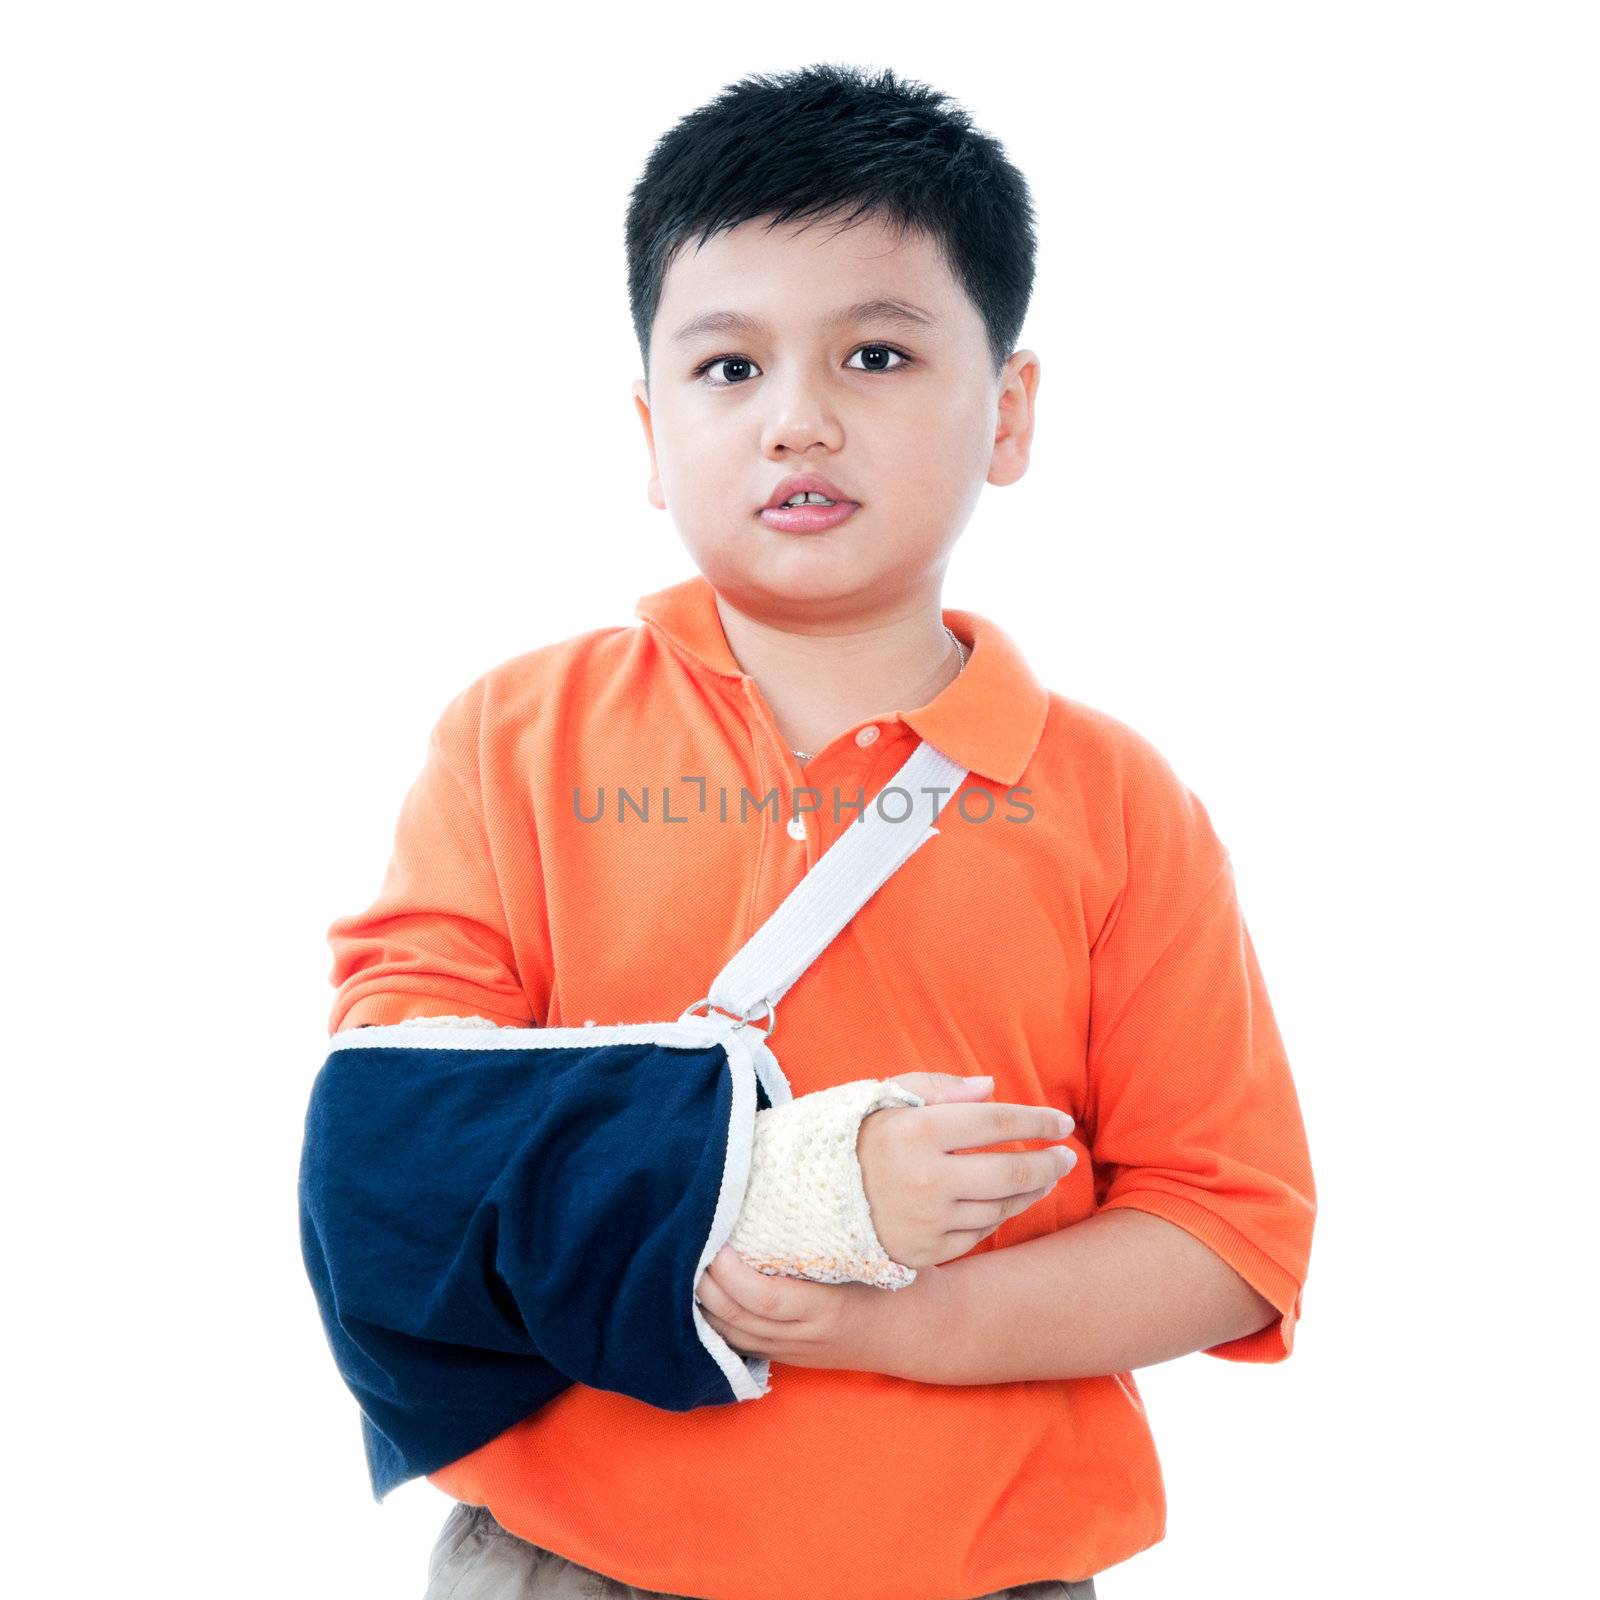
[634, 574, 1049, 788]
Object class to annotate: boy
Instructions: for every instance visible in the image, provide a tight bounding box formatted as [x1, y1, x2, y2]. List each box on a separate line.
[306, 63, 1315, 1600]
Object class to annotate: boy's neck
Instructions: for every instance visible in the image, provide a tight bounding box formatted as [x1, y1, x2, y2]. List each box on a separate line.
[712, 586, 964, 762]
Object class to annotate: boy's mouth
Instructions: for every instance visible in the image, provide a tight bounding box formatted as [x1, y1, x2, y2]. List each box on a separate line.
[758, 473, 861, 532]
[757, 498, 860, 534]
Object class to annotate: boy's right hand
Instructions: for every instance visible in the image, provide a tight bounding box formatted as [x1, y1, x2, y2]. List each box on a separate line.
[857, 1073, 1076, 1270]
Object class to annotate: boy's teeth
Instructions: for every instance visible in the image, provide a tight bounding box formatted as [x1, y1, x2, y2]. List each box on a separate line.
[782, 492, 835, 506]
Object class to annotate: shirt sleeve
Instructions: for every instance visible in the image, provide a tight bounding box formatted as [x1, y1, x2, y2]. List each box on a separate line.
[1085, 738, 1316, 1364]
[326, 677, 537, 1034]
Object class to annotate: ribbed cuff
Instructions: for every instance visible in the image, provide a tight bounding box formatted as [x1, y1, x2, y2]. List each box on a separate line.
[1098, 1188, 1303, 1362]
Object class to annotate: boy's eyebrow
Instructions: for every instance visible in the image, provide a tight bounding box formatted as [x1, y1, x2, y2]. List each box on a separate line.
[671, 298, 940, 346]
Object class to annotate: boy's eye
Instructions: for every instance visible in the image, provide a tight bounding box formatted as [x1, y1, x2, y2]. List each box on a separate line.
[695, 356, 760, 387]
[846, 344, 910, 374]
[691, 344, 912, 388]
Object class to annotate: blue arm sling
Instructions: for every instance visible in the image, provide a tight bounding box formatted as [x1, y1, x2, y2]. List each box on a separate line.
[298, 740, 968, 1500]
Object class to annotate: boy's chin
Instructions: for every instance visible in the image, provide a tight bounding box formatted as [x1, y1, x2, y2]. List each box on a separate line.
[701, 548, 885, 609]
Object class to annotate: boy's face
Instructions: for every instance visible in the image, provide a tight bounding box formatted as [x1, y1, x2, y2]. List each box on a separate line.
[631, 209, 1037, 619]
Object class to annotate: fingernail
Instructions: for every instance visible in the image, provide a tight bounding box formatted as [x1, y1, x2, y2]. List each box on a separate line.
[964, 1075, 994, 1086]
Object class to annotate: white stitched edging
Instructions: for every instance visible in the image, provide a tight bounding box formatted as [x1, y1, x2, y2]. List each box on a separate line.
[687, 1019, 772, 1401]
[326, 1016, 740, 1054]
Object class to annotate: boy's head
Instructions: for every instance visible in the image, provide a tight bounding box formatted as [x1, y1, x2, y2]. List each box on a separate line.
[625, 63, 1040, 623]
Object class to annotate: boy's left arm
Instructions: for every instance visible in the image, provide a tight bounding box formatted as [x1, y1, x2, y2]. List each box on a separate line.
[852, 1202, 1281, 1386]
[883, 775, 1316, 1385]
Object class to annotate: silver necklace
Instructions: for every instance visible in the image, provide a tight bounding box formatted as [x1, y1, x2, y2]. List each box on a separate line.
[790, 626, 968, 763]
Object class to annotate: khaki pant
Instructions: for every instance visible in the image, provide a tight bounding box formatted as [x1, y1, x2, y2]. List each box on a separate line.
[423, 1501, 1099, 1600]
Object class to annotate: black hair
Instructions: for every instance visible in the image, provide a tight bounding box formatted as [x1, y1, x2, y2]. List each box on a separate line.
[625, 62, 1038, 388]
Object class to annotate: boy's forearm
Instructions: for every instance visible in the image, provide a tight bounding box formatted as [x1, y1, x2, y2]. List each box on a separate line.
[885, 1208, 1280, 1385]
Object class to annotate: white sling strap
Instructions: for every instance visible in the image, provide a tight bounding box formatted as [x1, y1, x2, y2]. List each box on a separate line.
[690, 739, 968, 1032]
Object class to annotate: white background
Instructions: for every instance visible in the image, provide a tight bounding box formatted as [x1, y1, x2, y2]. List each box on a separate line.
[5, 4, 1595, 1596]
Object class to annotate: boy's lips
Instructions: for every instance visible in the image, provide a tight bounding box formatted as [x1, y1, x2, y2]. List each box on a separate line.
[757, 500, 860, 534]
[757, 471, 860, 533]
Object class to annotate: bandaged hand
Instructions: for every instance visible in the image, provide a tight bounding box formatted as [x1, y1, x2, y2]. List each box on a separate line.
[727, 1077, 932, 1289]
[856, 1076, 1075, 1271]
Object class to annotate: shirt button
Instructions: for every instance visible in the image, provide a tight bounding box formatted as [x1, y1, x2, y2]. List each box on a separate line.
[786, 814, 807, 841]
[855, 725, 880, 747]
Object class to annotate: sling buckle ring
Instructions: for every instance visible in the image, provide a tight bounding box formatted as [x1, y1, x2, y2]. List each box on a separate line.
[678, 994, 777, 1040]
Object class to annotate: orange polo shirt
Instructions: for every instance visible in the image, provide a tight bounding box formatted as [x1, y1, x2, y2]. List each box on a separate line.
[326, 572, 1316, 1599]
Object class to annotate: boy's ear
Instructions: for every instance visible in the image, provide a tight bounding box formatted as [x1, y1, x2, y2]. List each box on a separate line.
[630, 378, 666, 512]
[987, 350, 1041, 490]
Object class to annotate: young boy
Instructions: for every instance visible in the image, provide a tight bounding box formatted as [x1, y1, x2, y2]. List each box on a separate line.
[307, 63, 1315, 1600]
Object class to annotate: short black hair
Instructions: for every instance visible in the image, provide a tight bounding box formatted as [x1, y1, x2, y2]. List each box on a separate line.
[625, 63, 1038, 388]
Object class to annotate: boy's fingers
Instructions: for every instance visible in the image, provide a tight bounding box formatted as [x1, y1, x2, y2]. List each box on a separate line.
[885, 1078, 1074, 1141]
[925, 1101, 1074, 1151]
[943, 1145, 1076, 1203]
